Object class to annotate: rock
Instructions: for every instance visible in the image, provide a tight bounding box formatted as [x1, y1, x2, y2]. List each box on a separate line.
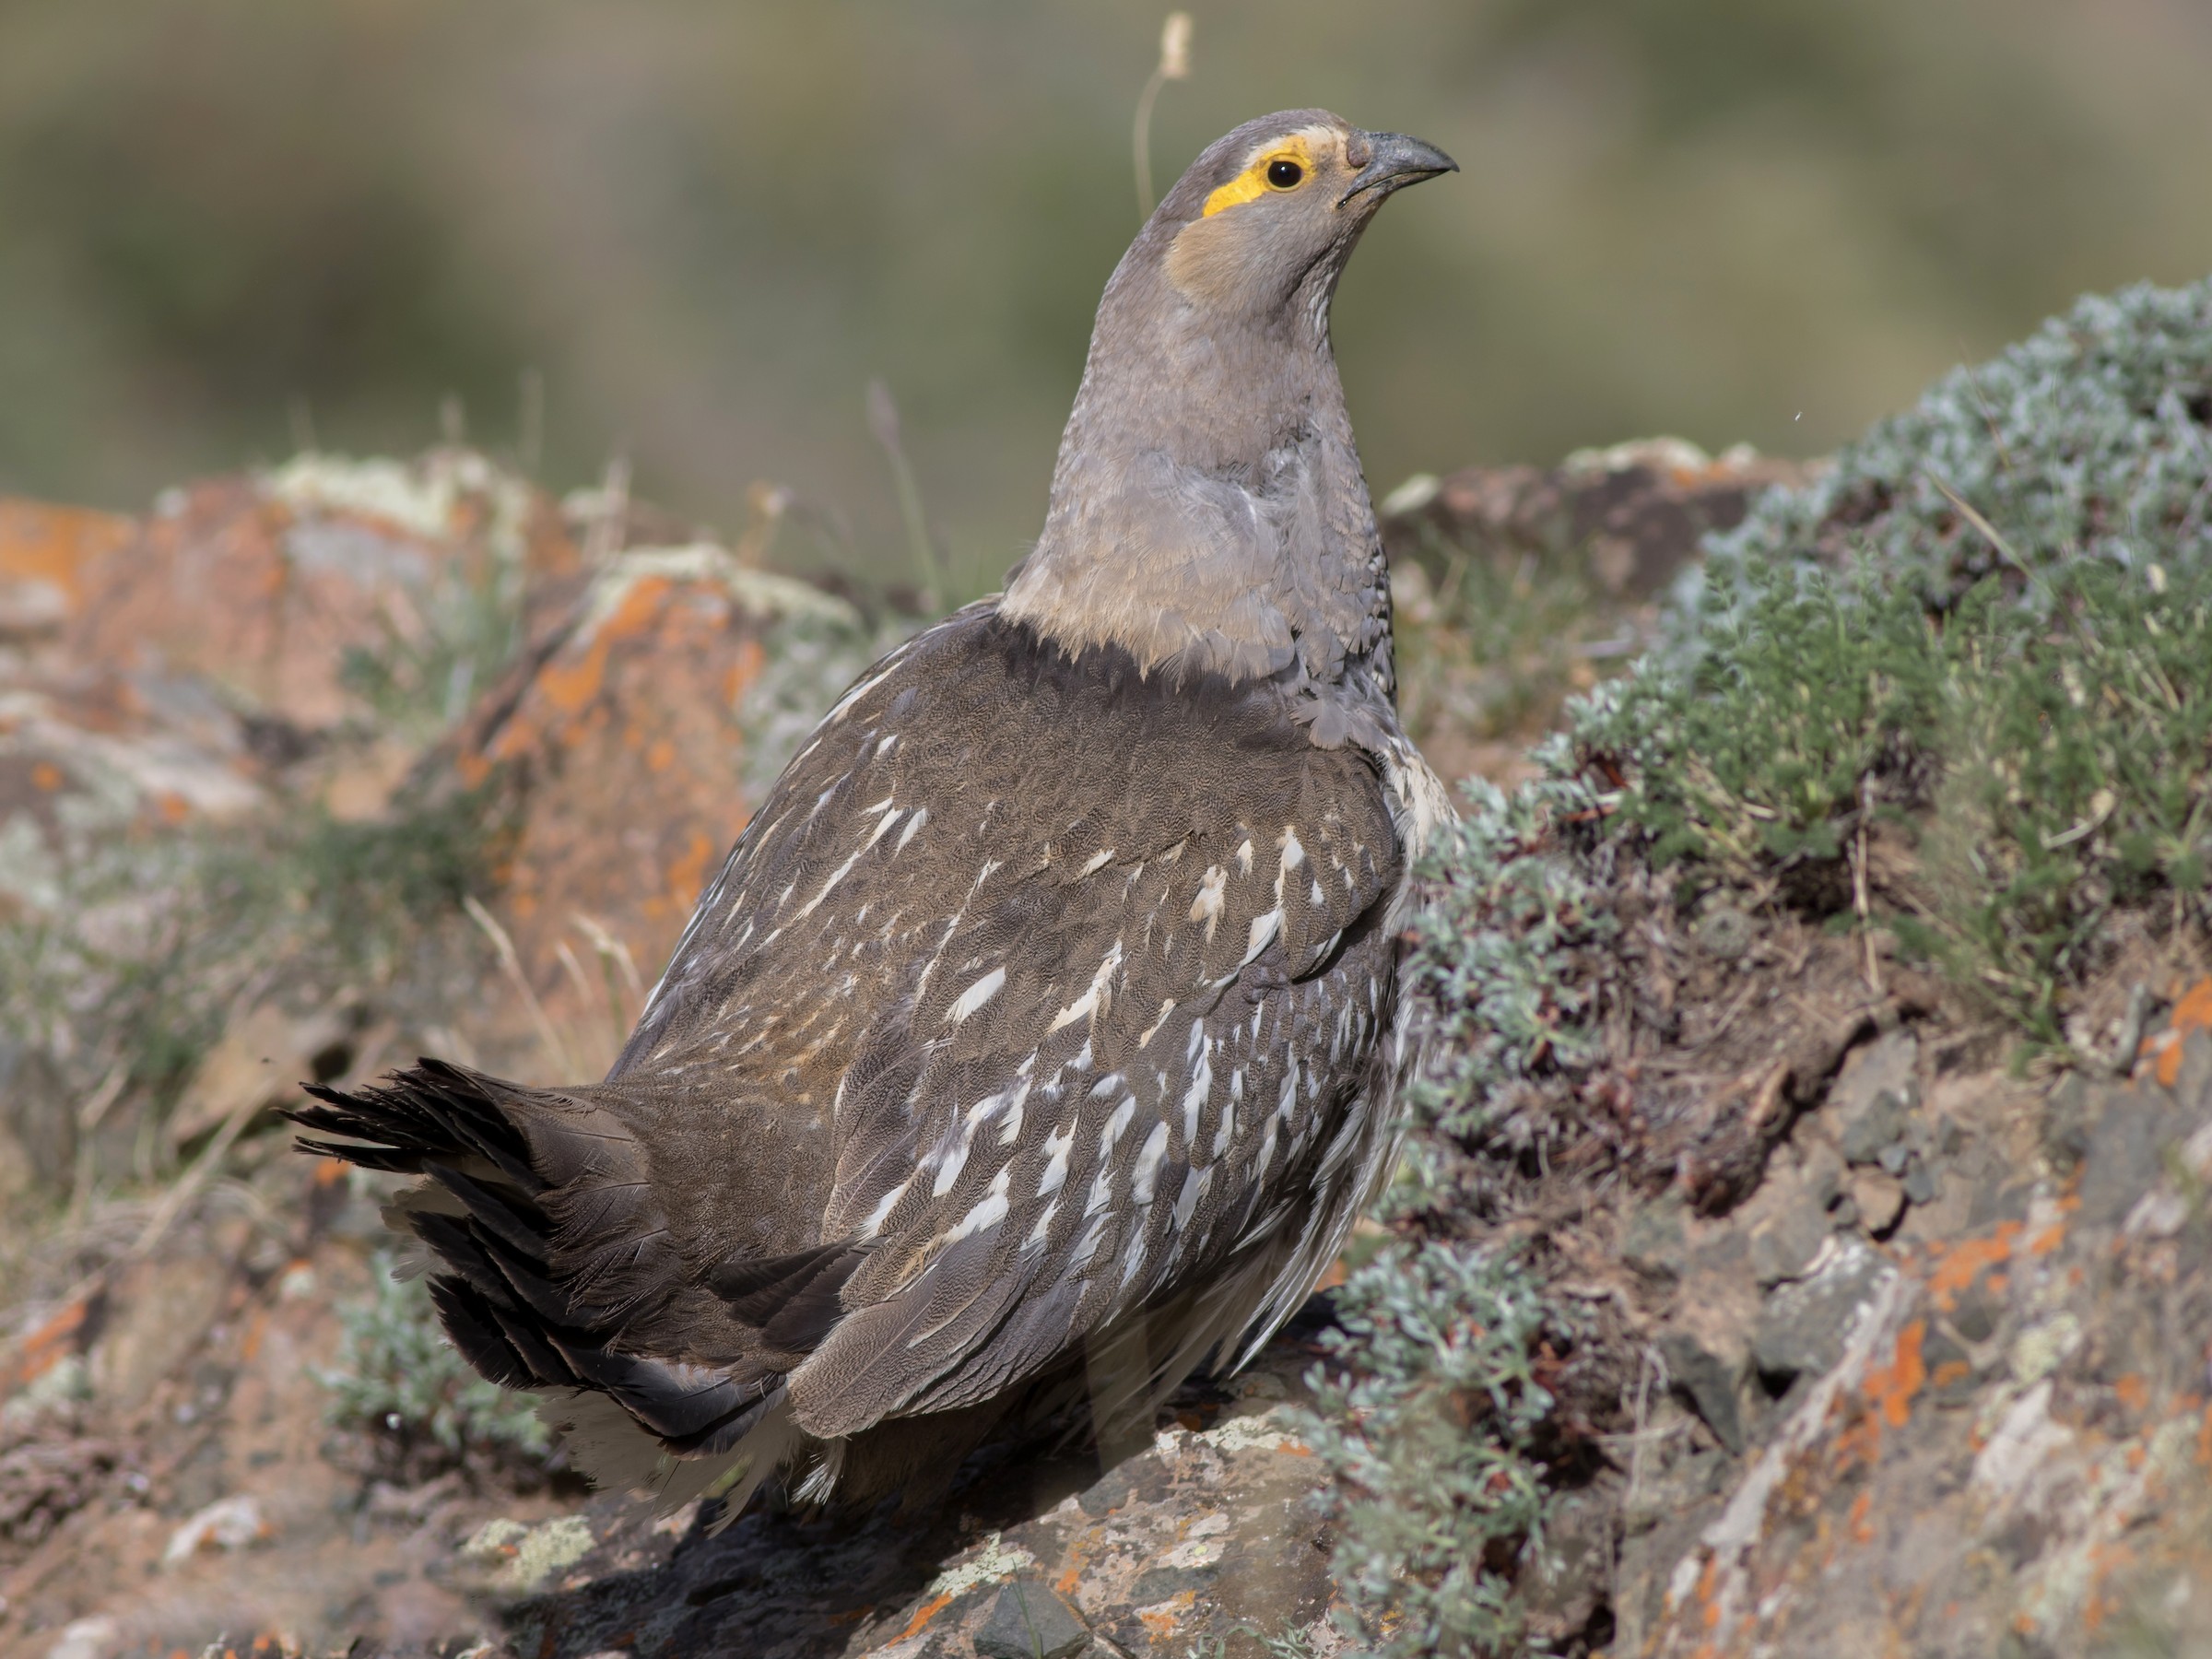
[974, 1582, 1090, 1659]
[1658, 1332, 1745, 1454]
[1752, 1239, 1890, 1383]
[1967, 1177, 2033, 1230]
[67, 453, 577, 733]
[1621, 1195, 1692, 1282]
[1694, 906, 1755, 961]
[1920, 1326, 1979, 1406]
[1846, 1166, 1908, 1235]
[1830, 1032, 1919, 1166]
[1948, 1278, 2006, 1345]
[2077, 1082, 2191, 1228]
[1900, 1158, 1941, 1206]
[161, 1494, 269, 1564]
[89, 1254, 231, 1411]
[1521, 1477, 1621, 1643]
[2041, 1072, 2092, 1171]
[463, 1513, 597, 1591]
[165, 1001, 351, 1147]
[41, 1616, 123, 1659]
[1747, 1184, 1830, 1287]
[0, 1417, 122, 1555]
[1839, 1091, 1913, 1169]
[0, 499, 133, 651]
[1382, 440, 1815, 599]
[440, 544, 872, 1067]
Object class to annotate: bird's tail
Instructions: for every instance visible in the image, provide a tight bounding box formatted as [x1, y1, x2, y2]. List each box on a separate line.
[288, 1059, 794, 1513]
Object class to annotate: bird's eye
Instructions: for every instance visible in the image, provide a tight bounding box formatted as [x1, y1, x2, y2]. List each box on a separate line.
[1266, 159, 1304, 189]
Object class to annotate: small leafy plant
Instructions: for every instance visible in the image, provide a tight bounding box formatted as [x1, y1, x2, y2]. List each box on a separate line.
[1301, 1244, 1559, 1658]
[318, 1250, 548, 1481]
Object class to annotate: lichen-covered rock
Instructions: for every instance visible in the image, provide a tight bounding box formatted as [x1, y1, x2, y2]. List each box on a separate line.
[437, 545, 887, 1069]
[488, 1354, 1347, 1659]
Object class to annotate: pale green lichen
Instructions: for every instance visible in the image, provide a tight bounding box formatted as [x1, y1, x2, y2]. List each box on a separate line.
[922, 1531, 1037, 1601]
[463, 1514, 595, 1590]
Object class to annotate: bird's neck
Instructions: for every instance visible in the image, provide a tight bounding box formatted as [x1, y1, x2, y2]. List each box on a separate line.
[1000, 269, 1394, 719]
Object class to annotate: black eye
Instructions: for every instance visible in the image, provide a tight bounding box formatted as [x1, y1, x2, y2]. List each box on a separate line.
[1266, 159, 1303, 189]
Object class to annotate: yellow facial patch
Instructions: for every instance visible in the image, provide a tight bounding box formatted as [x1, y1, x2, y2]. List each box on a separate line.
[1201, 130, 1329, 218]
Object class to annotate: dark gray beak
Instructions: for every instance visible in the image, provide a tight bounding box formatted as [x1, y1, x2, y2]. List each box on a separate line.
[1339, 131, 1458, 208]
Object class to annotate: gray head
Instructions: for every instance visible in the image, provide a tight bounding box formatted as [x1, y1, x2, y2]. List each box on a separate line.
[1002, 110, 1455, 704]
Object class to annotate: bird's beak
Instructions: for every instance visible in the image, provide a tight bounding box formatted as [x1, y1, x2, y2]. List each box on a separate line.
[1339, 131, 1458, 208]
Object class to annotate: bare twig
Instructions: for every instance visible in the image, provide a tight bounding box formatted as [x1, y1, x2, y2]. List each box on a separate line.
[583, 453, 632, 568]
[463, 892, 576, 1077]
[865, 380, 945, 612]
[1927, 472, 2030, 575]
[1131, 13, 1192, 219]
[1855, 772, 1884, 997]
[65, 1059, 133, 1223]
[132, 1089, 261, 1257]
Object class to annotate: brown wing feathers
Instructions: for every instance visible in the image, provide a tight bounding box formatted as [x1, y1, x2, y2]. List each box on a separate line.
[293, 607, 1411, 1502]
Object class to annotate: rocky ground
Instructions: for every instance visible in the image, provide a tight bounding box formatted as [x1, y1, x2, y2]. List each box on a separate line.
[5, 276, 2209, 1659]
[0, 434, 1787, 1659]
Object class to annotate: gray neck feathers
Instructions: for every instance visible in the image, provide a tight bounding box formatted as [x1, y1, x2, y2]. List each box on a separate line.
[1000, 213, 1396, 747]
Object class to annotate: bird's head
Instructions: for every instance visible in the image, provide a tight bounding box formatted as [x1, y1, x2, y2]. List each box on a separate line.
[1005, 110, 1455, 698]
[1145, 110, 1456, 329]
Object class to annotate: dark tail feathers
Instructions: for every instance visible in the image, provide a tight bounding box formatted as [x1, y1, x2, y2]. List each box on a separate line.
[288, 1059, 779, 1458]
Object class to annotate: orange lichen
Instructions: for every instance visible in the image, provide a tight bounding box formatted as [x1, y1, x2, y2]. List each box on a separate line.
[1834, 1408, 1882, 1473]
[1931, 1360, 1972, 1390]
[667, 830, 716, 911]
[29, 760, 62, 791]
[2154, 978, 2212, 1086]
[3, 1297, 89, 1390]
[726, 635, 766, 706]
[1137, 1592, 1196, 1638]
[537, 633, 615, 717]
[1927, 1223, 2020, 1311]
[1696, 1552, 1721, 1611]
[1849, 1489, 1876, 1544]
[2114, 1373, 2151, 1414]
[900, 1594, 952, 1640]
[1862, 1321, 1928, 1430]
[0, 497, 133, 607]
[2028, 1224, 2066, 1258]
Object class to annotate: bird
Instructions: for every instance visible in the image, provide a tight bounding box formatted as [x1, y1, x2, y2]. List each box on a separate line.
[290, 109, 1459, 1519]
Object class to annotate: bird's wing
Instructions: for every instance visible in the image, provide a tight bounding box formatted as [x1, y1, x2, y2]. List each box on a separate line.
[621, 605, 1404, 1439]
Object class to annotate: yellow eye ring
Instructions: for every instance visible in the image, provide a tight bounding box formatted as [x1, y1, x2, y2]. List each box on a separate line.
[1265, 158, 1304, 189]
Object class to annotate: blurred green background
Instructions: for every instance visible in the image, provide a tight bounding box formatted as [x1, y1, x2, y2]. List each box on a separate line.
[3, 0, 2209, 587]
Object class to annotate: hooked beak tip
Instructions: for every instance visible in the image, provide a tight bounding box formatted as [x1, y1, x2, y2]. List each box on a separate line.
[1341, 131, 1458, 207]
